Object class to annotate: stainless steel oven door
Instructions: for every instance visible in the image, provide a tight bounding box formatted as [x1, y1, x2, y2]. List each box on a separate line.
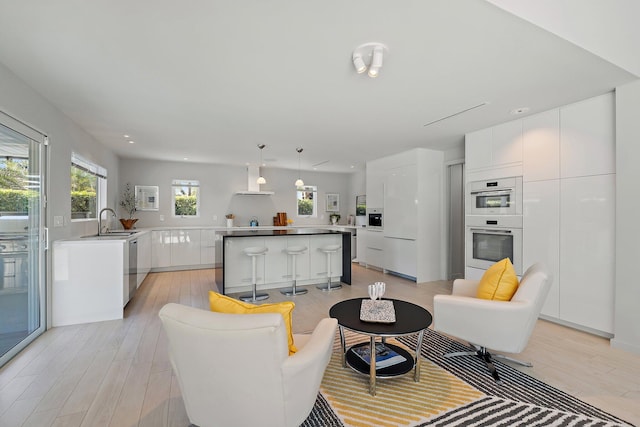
[466, 226, 522, 275]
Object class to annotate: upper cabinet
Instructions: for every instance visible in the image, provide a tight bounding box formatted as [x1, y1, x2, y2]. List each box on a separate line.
[560, 92, 615, 178]
[523, 109, 560, 182]
[466, 120, 523, 181]
[365, 162, 385, 209]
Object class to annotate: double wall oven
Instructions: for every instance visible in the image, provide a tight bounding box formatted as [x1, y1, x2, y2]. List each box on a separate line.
[466, 177, 523, 276]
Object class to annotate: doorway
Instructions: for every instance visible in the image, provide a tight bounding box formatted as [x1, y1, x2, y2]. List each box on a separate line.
[0, 112, 47, 367]
[447, 163, 464, 280]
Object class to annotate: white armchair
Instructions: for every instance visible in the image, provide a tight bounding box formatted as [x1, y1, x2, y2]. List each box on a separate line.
[159, 303, 337, 427]
[433, 263, 551, 382]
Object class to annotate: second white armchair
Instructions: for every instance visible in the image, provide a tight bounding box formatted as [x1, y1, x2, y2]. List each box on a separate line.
[433, 263, 551, 382]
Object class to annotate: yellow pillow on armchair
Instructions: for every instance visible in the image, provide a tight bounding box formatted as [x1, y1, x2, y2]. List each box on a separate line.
[476, 258, 519, 301]
[208, 291, 297, 355]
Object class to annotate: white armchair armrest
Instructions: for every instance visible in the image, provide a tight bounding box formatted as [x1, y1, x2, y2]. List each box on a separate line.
[282, 318, 337, 425]
[451, 279, 480, 297]
[434, 294, 534, 354]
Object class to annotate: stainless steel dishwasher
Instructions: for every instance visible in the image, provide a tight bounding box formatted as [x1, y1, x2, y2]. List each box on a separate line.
[128, 239, 138, 302]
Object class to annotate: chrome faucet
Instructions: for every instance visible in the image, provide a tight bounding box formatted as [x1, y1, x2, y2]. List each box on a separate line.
[98, 208, 117, 235]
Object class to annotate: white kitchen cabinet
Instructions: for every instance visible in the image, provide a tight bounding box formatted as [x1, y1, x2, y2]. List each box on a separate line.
[52, 239, 127, 326]
[309, 234, 342, 282]
[560, 93, 615, 179]
[465, 128, 492, 171]
[559, 174, 615, 334]
[224, 237, 267, 291]
[264, 237, 288, 284]
[383, 237, 417, 278]
[523, 180, 560, 318]
[365, 162, 385, 209]
[492, 120, 523, 166]
[151, 230, 172, 268]
[136, 231, 152, 287]
[364, 230, 385, 270]
[523, 109, 560, 182]
[356, 227, 367, 264]
[385, 163, 418, 240]
[170, 229, 201, 266]
[466, 120, 523, 181]
[200, 229, 217, 266]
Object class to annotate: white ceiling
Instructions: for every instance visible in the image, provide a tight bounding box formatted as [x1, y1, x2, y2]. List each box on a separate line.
[0, 1, 636, 173]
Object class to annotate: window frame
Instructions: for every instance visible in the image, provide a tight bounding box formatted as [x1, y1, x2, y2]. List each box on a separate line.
[171, 179, 200, 218]
[70, 153, 107, 222]
[296, 185, 317, 218]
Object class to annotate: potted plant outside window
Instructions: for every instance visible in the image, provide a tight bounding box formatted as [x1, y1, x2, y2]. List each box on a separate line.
[119, 182, 138, 229]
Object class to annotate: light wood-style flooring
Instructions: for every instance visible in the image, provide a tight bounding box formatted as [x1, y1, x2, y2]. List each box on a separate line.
[0, 265, 638, 426]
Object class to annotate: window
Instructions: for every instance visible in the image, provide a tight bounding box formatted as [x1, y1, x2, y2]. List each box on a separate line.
[71, 153, 106, 220]
[172, 179, 199, 217]
[296, 185, 317, 217]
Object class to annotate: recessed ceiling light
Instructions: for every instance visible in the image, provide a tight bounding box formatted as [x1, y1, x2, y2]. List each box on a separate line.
[123, 134, 130, 138]
[510, 107, 530, 115]
[128, 140, 135, 144]
[183, 157, 188, 160]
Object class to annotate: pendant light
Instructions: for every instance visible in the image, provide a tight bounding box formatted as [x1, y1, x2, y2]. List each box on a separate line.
[294, 147, 304, 188]
[256, 144, 266, 185]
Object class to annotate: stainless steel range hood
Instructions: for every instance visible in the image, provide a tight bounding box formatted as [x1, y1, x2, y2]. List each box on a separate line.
[235, 165, 274, 195]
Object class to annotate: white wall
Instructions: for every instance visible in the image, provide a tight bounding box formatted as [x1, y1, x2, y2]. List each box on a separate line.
[119, 157, 359, 228]
[614, 79, 640, 354]
[0, 61, 120, 326]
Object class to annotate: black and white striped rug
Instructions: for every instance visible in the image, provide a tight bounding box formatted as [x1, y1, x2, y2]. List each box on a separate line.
[301, 329, 633, 427]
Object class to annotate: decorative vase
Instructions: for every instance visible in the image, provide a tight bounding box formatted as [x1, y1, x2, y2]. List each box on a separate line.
[226, 218, 234, 228]
[120, 218, 138, 230]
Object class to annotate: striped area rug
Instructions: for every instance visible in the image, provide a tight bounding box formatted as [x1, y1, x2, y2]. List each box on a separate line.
[301, 329, 633, 427]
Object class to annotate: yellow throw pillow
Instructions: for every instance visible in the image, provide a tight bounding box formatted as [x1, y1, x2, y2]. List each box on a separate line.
[476, 258, 519, 301]
[208, 291, 297, 355]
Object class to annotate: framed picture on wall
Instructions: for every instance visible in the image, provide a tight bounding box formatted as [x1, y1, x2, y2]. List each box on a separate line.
[326, 193, 339, 212]
[135, 185, 159, 211]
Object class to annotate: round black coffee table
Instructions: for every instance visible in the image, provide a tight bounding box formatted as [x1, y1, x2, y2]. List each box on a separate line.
[329, 298, 433, 395]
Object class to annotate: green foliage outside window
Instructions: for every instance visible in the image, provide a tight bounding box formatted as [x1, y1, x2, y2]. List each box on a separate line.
[297, 198, 313, 215]
[0, 159, 34, 215]
[0, 189, 35, 214]
[71, 165, 97, 219]
[175, 195, 197, 216]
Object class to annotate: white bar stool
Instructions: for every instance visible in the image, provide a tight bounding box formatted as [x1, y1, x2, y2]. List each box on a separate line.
[316, 244, 342, 291]
[280, 245, 308, 296]
[239, 246, 269, 302]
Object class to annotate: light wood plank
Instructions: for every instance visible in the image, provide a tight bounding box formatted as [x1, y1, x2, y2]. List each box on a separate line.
[0, 266, 637, 426]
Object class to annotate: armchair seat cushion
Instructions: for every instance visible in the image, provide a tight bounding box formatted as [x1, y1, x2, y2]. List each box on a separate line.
[476, 258, 519, 301]
[209, 291, 297, 354]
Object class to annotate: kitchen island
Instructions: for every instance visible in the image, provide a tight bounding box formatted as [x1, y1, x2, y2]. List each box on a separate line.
[215, 228, 351, 295]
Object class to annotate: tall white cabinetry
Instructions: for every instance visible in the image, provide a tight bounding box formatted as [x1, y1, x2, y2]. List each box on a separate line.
[365, 148, 443, 282]
[471, 92, 616, 336]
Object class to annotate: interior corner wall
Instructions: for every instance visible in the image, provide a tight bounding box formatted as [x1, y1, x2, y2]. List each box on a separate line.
[613, 79, 640, 354]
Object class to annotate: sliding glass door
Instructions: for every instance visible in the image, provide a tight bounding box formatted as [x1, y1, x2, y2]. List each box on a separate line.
[0, 115, 46, 367]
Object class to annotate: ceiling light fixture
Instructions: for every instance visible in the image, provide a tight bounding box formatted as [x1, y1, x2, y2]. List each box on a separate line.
[351, 42, 388, 79]
[295, 147, 304, 188]
[256, 144, 266, 185]
[367, 46, 383, 78]
[352, 53, 367, 74]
